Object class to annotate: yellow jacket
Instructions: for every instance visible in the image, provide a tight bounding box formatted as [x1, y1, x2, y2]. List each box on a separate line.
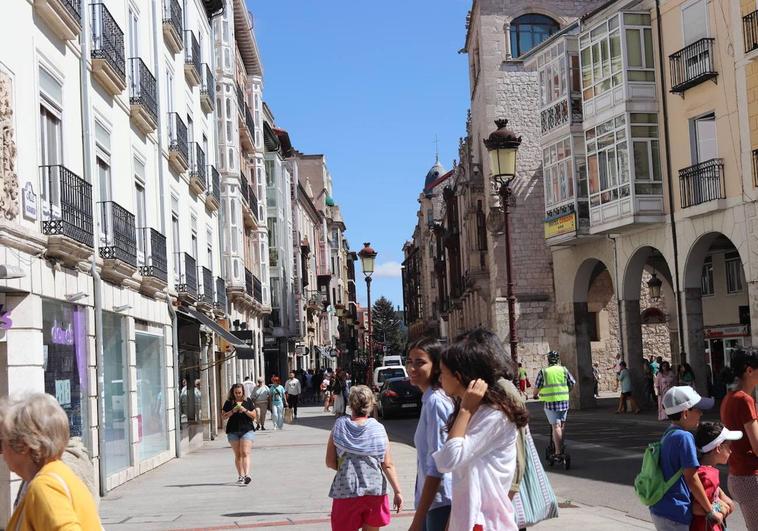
[7, 460, 101, 531]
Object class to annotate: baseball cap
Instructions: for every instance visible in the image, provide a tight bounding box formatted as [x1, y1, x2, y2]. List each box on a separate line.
[698, 426, 743, 453]
[662, 386, 715, 415]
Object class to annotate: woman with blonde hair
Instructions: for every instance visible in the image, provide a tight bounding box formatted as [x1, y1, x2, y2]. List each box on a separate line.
[325, 385, 403, 531]
[1, 393, 101, 530]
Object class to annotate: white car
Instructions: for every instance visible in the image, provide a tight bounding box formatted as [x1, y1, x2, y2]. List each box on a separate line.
[373, 365, 408, 389]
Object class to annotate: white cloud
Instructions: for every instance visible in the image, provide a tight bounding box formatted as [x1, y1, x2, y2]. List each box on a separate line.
[373, 261, 403, 278]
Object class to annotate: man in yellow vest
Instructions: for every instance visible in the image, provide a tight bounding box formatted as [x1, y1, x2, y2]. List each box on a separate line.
[534, 350, 576, 458]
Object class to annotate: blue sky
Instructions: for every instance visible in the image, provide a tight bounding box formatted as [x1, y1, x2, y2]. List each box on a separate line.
[248, 1, 471, 309]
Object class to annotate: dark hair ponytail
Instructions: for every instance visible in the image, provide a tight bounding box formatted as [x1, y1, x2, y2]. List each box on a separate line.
[442, 328, 529, 431]
[722, 349, 758, 390]
[407, 336, 445, 387]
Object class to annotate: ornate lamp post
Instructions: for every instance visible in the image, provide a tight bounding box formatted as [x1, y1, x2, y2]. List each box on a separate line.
[358, 242, 377, 386]
[484, 119, 522, 362]
[647, 271, 663, 301]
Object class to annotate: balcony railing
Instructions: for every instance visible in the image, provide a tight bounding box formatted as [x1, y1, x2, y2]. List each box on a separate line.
[40, 165, 94, 248]
[91, 3, 125, 84]
[189, 142, 206, 183]
[184, 30, 201, 77]
[162, 0, 182, 41]
[744, 10, 758, 54]
[99, 201, 137, 266]
[245, 268, 253, 297]
[253, 275, 262, 304]
[240, 176, 250, 205]
[62, 0, 82, 23]
[215, 276, 227, 312]
[670, 37, 717, 94]
[128, 58, 157, 123]
[236, 83, 244, 115]
[168, 112, 188, 161]
[177, 252, 197, 297]
[201, 64, 215, 101]
[244, 104, 256, 138]
[209, 165, 220, 202]
[140, 228, 167, 282]
[249, 187, 258, 221]
[679, 158, 725, 208]
[199, 266, 213, 303]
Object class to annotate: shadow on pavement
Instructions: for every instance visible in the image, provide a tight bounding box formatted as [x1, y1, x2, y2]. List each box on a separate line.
[166, 482, 241, 488]
[222, 512, 288, 517]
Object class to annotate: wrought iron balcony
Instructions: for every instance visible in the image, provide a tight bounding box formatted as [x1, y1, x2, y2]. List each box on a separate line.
[253, 275, 262, 304]
[99, 201, 137, 266]
[140, 228, 167, 282]
[199, 266, 213, 304]
[34, 0, 81, 40]
[240, 103, 255, 153]
[128, 58, 157, 133]
[183, 30, 201, 86]
[669, 38, 717, 94]
[236, 82, 244, 116]
[40, 165, 94, 248]
[91, 3, 126, 95]
[215, 276, 227, 312]
[205, 165, 220, 211]
[240, 176, 250, 204]
[162, 0, 183, 54]
[245, 268, 253, 297]
[745, 10, 758, 54]
[248, 187, 259, 222]
[188, 142, 206, 194]
[245, 105, 256, 138]
[679, 158, 725, 208]
[167, 112, 188, 172]
[200, 64, 215, 113]
[177, 252, 198, 297]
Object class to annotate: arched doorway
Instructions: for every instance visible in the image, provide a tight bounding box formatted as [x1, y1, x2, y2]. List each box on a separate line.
[621, 246, 677, 406]
[683, 233, 751, 395]
[573, 258, 616, 407]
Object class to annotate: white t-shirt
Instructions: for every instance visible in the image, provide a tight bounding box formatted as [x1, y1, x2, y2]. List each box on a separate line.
[432, 405, 518, 531]
[285, 378, 301, 396]
[242, 380, 255, 399]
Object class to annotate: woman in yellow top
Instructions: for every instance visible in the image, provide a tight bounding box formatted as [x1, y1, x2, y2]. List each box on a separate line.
[1, 393, 101, 530]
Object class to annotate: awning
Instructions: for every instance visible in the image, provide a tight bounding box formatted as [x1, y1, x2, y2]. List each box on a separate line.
[180, 306, 255, 359]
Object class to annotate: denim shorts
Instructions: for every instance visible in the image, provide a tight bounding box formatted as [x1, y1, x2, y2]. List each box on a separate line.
[227, 430, 255, 443]
[544, 408, 568, 425]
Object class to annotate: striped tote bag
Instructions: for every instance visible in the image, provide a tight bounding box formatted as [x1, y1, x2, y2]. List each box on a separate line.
[512, 427, 559, 528]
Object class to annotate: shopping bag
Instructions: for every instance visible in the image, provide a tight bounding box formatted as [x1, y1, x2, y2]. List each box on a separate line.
[284, 407, 294, 424]
[512, 427, 559, 527]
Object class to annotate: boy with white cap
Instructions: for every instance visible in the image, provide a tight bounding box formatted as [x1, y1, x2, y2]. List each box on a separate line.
[691, 421, 739, 531]
[650, 386, 718, 530]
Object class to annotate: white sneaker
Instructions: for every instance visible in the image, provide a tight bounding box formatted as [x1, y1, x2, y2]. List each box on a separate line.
[237, 476, 244, 484]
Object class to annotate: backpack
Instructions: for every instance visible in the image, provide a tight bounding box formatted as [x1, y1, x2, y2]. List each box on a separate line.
[634, 430, 683, 506]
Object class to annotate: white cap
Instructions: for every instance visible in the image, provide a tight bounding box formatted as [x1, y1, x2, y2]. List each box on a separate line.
[699, 427, 743, 453]
[662, 386, 715, 415]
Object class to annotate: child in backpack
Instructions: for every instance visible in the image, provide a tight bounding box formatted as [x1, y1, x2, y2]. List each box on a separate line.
[650, 386, 719, 530]
[690, 422, 739, 531]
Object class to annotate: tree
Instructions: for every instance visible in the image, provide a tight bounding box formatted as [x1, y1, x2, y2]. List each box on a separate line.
[371, 296, 405, 357]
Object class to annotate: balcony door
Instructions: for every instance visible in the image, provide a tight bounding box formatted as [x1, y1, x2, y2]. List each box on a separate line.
[134, 173, 147, 265]
[681, 0, 709, 79]
[693, 113, 717, 163]
[39, 68, 63, 221]
[97, 153, 112, 246]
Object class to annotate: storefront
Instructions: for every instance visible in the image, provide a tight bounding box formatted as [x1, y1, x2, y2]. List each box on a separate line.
[704, 324, 751, 375]
[42, 299, 89, 442]
[177, 313, 203, 447]
[135, 322, 169, 461]
[102, 311, 129, 477]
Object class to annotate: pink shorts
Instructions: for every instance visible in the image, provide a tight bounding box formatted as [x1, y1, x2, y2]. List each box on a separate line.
[331, 495, 390, 531]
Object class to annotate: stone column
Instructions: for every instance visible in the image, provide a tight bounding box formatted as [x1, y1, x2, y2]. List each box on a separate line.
[621, 299, 649, 408]
[572, 301, 595, 409]
[683, 287, 707, 394]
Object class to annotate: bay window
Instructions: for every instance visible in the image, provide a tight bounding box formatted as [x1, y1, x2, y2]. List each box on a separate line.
[543, 137, 574, 208]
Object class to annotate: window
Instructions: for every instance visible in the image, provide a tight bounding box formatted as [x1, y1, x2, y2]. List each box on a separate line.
[267, 217, 277, 247]
[206, 227, 213, 270]
[624, 14, 655, 82]
[725, 252, 744, 293]
[586, 115, 630, 206]
[691, 113, 716, 163]
[682, 0, 708, 46]
[265, 160, 275, 187]
[171, 195, 180, 280]
[165, 68, 173, 113]
[96, 128, 112, 243]
[543, 137, 574, 207]
[134, 164, 147, 262]
[630, 113, 662, 195]
[191, 215, 198, 258]
[510, 14, 559, 58]
[39, 78, 62, 212]
[127, 7, 139, 59]
[701, 255, 714, 296]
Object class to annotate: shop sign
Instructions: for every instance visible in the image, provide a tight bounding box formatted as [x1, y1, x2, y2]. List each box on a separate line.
[22, 182, 37, 221]
[50, 319, 74, 345]
[544, 212, 576, 239]
[704, 325, 750, 338]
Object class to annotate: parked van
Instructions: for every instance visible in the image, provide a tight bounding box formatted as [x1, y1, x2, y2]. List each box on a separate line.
[373, 365, 408, 389]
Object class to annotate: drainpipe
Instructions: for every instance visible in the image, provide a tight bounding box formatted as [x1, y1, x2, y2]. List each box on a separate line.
[656, 0, 686, 364]
[77, 3, 107, 496]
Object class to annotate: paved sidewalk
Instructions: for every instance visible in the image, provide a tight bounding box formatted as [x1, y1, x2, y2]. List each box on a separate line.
[101, 405, 655, 530]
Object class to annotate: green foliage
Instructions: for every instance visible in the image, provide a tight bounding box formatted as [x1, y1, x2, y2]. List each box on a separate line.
[371, 296, 406, 355]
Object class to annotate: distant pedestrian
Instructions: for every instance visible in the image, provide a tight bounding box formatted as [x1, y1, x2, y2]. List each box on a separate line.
[325, 385, 404, 531]
[616, 361, 640, 414]
[243, 375, 255, 399]
[406, 337, 453, 531]
[719, 350, 758, 530]
[305, 369, 314, 403]
[644, 361, 656, 405]
[655, 361, 676, 421]
[322, 374, 332, 412]
[269, 376, 286, 430]
[679, 362, 695, 387]
[221, 383, 257, 485]
[433, 328, 528, 531]
[650, 356, 661, 376]
[332, 370, 346, 416]
[517, 363, 529, 400]
[251, 377, 270, 430]
[285, 371, 302, 419]
[1, 393, 102, 530]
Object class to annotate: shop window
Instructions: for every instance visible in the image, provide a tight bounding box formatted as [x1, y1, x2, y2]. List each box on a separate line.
[43, 299, 88, 439]
[102, 312, 129, 476]
[136, 331, 169, 461]
[701, 255, 714, 296]
[725, 252, 744, 293]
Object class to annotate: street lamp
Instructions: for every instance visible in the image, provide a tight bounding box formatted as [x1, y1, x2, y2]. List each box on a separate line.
[647, 271, 663, 301]
[484, 119, 522, 363]
[358, 242, 377, 386]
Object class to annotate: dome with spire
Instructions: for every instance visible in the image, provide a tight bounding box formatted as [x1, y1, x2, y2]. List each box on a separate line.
[424, 160, 446, 190]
